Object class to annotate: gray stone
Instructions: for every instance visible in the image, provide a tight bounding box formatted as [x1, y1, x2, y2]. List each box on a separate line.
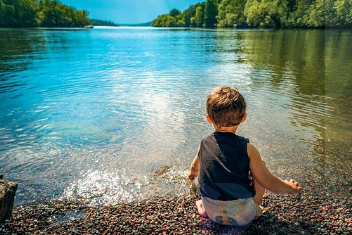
[0, 178, 18, 223]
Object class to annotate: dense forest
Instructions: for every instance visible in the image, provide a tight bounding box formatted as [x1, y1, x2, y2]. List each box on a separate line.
[90, 19, 118, 27]
[152, 0, 352, 28]
[0, 0, 91, 27]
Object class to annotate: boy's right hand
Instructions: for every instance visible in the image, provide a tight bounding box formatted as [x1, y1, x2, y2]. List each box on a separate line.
[188, 172, 197, 181]
[189, 151, 200, 181]
[285, 179, 303, 194]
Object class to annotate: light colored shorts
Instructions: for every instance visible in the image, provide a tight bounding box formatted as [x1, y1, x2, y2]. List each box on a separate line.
[201, 196, 259, 226]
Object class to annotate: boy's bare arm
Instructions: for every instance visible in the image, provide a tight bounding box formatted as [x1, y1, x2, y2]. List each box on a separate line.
[188, 146, 200, 180]
[248, 143, 302, 195]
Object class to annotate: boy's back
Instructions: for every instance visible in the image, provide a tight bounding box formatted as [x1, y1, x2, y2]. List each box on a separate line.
[198, 132, 255, 201]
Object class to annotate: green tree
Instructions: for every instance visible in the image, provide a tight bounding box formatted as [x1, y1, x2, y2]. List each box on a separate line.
[244, 0, 262, 26]
[152, 8, 183, 27]
[245, 0, 291, 27]
[39, 0, 90, 27]
[0, 2, 15, 26]
[287, 0, 314, 27]
[169, 8, 181, 17]
[204, 0, 218, 27]
[151, 0, 352, 28]
[182, 5, 198, 27]
[0, 0, 39, 27]
[217, 0, 247, 27]
[192, 5, 205, 27]
[0, 0, 91, 27]
[307, 0, 336, 27]
[334, 0, 352, 27]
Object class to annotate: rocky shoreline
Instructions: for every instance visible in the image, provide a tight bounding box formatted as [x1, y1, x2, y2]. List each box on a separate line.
[0, 191, 351, 235]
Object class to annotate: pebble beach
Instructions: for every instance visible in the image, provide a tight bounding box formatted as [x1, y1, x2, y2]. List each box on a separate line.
[1, 191, 351, 235]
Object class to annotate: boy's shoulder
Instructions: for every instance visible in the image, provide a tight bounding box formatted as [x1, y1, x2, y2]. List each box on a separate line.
[200, 132, 217, 142]
[201, 132, 249, 143]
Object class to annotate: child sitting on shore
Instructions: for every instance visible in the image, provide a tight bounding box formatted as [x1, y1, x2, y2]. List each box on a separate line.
[188, 86, 302, 226]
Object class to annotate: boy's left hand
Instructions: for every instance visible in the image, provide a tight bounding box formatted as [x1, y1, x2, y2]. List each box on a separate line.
[285, 179, 303, 194]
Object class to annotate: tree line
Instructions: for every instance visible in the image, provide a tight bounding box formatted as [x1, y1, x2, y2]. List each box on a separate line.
[152, 0, 352, 28]
[90, 19, 118, 27]
[0, 0, 91, 27]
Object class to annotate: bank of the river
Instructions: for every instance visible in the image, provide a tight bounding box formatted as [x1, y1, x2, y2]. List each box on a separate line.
[1, 191, 350, 235]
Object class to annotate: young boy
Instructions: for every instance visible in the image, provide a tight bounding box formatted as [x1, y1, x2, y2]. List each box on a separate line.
[188, 86, 302, 226]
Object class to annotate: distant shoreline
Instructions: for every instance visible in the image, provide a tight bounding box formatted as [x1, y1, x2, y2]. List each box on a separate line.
[1, 26, 350, 31]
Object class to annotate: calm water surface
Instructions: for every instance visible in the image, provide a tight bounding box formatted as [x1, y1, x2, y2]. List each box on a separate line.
[0, 27, 351, 205]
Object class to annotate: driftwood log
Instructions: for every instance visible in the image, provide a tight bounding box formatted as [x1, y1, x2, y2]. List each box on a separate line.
[0, 175, 18, 223]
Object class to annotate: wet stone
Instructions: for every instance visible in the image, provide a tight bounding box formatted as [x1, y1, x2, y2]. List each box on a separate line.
[0, 178, 18, 223]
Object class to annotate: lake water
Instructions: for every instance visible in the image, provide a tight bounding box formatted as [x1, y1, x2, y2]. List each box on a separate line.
[0, 27, 351, 205]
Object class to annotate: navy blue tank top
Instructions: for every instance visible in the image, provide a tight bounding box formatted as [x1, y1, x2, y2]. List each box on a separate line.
[198, 132, 255, 201]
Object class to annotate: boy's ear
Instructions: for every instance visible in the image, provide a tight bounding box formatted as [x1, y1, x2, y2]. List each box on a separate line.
[206, 114, 213, 124]
[240, 113, 247, 123]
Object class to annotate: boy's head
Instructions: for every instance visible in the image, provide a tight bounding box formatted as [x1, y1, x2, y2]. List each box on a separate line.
[206, 86, 246, 128]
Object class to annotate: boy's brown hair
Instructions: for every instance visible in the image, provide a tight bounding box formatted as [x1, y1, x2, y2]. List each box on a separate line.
[206, 86, 246, 128]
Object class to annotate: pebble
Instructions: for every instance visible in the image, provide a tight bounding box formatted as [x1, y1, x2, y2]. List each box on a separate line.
[0, 192, 351, 234]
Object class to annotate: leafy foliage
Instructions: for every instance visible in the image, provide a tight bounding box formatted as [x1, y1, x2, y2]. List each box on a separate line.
[217, 0, 247, 27]
[152, 0, 352, 28]
[0, 0, 91, 27]
[204, 0, 218, 27]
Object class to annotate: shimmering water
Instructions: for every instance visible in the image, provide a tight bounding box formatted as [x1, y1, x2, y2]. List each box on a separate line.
[0, 27, 351, 205]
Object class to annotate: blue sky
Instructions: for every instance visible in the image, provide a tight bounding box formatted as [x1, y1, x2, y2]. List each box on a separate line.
[60, 0, 203, 24]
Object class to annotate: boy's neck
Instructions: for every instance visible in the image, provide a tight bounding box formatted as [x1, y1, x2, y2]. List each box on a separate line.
[214, 125, 239, 134]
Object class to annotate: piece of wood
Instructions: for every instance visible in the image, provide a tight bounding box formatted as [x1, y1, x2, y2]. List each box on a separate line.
[0, 178, 18, 223]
